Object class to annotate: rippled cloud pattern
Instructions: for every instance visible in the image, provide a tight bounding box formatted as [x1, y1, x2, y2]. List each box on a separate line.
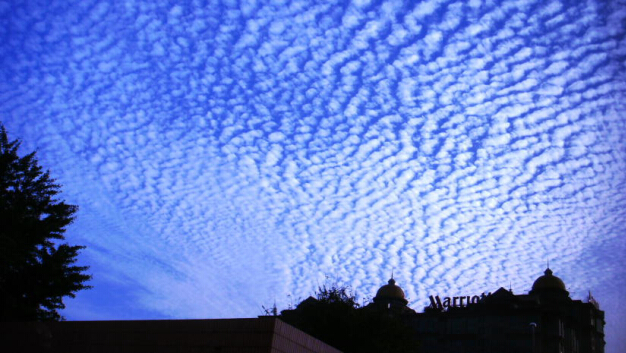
[1, 0, 625, 351]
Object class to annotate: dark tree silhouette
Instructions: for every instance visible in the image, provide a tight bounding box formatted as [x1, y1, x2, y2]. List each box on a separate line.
[278, 284, 419, 353]
[0, 125, 91, 321]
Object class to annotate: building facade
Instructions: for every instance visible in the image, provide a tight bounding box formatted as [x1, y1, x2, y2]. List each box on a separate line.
[2, 269, 604, 353]
[368, 268, 605, 353]
[2, 317, 343, 353]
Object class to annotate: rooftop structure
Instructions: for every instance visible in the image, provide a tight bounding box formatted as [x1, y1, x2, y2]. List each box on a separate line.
[368, 268, 605, 353]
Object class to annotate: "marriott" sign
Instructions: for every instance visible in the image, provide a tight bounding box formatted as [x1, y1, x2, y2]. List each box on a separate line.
[428, 292, 491, 310]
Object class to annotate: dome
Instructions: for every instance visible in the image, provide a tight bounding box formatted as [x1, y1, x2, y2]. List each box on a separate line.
[532, 268, 566, 291]
[375, 278, 407, 304]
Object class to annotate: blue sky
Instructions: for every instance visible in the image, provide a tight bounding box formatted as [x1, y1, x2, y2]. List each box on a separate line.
[1, 0, 625, 351]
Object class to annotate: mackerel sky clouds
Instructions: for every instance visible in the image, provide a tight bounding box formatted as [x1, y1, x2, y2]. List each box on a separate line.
[1, 0, 625, 351]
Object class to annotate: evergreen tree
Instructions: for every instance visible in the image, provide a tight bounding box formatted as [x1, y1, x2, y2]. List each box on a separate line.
[0, 125, 91, 321]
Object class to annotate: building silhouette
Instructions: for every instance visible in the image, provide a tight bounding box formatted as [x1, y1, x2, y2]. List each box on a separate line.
[365, 268, 605, 353]
[2, 317, 343, 353]
[2, 268, 604, 353]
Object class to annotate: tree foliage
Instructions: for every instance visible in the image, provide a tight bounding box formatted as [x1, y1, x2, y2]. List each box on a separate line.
[0, 125, 91, 321]
[277, 284, 419, 353]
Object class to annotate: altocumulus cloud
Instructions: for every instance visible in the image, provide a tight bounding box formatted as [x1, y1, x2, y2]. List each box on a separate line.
[1, 0, 625, 351]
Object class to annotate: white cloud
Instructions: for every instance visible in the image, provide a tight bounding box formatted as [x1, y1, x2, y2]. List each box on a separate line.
[2, 1, 626, 352]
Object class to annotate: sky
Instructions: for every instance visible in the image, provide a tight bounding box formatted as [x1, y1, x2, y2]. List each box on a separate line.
[1, 0, 625, 351]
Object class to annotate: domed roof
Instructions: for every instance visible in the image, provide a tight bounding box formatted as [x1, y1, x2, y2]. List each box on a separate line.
[375, 278, 407, 302]
[532, 268, 566, 291]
